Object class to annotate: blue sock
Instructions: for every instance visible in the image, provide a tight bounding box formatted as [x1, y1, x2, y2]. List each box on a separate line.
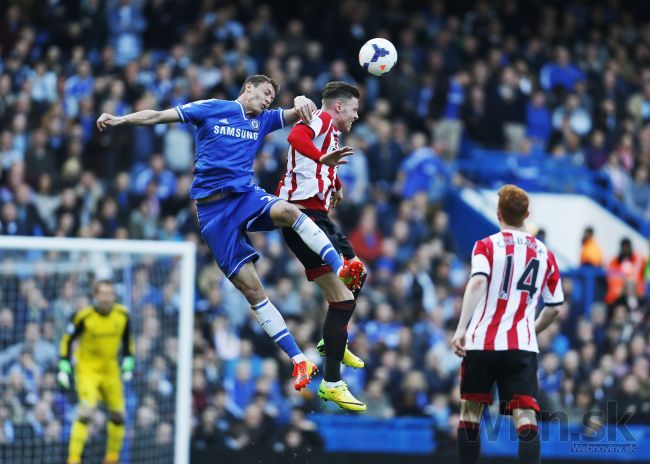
[272, 328, 301, 358]
[251, 299, 301, 358]
[292, 213, 343, 273]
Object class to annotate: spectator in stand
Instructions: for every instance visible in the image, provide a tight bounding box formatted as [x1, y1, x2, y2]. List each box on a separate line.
[526, 90, 552, 151]
[348, 205, 383, 266]
[24, 128, 58, 188]
[366, 119, 404, 185]
[585, 129, 608, 171]
[552, 93, 593, 139]
[434, 69, 470, 158]
[336, 133, 369, 205]
[133, 154, 177, 200]
[540, 46, 586, 94]
[461, 85, 492, 149]
[107, 0, 147, 67]
[0, 130, 22, 170]
[624, 166, 650, 220]
[358, 378, 395, 418]
[605, 238, 646, 304]
[0, 307, 19, 350]
[488, 66, 528, 153]
[396, 132, 451, 202]
[64, 61, 94, 117]
[579, 226, 603, 267]
[627, 79, 650, 127]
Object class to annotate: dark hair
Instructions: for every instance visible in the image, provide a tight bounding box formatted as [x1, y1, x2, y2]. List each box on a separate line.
[93, 279, 114, 294]
[498, 184, 529, 227]
[321, 81, 360, 103]
[618, 237, 632, 262]
[239, 74, 279, 95]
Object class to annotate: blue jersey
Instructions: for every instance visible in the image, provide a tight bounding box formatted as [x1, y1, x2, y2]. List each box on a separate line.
[175, 99, 285, 199]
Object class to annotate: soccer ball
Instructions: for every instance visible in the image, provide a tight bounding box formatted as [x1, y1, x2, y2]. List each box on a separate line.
[358, 38, 398, 76]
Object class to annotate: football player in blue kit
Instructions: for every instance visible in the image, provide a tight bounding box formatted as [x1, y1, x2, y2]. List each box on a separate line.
[97, 75, 362, 390]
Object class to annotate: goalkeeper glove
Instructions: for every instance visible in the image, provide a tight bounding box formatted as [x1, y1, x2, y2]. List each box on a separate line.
[121, 356, 135, 381]
[57, 359, 72, 390]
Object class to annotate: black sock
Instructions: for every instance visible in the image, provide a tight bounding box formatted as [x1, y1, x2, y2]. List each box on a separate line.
[518, 424, 540, 464]
[457, 421, 480, 464]
[323, 300, 355, 382]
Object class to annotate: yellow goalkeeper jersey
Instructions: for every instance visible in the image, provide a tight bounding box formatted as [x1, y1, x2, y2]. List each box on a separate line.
[59, 304, 134, 372]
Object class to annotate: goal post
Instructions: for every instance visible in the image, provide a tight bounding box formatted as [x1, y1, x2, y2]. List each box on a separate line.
[0, 236, 196, 464]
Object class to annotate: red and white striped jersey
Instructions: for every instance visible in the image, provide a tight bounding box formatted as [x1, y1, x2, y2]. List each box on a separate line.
[277, 110, 340, 212]
[465, 229, 564, 353]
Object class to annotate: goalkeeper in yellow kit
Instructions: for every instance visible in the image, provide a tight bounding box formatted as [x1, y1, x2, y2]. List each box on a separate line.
[57, 280, 135, 464]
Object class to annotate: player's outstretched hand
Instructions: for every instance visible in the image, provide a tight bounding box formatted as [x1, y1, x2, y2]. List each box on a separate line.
[293, 96, 317, 124]
[57, 359, 72, 390]
[319, 146, 354, 166]
[451, 329, 467, 357]
[96, 113, 121, 132]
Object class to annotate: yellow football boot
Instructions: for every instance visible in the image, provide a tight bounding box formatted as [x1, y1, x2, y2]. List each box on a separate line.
[318, 380, 366, 411]
[316, 339, 365, 369]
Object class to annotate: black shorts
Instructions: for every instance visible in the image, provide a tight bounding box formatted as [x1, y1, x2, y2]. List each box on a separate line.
[460, 349, 539, 415]
[282, 209, 355, 280]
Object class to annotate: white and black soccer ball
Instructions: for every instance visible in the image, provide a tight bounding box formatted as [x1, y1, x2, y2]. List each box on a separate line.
[358, 38, 398, 76]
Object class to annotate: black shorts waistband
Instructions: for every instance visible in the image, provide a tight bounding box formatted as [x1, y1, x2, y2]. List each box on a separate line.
[299, 208, 329, 220]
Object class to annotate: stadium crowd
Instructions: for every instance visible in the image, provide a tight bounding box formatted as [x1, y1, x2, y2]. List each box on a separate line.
[0, 0, 649, 460]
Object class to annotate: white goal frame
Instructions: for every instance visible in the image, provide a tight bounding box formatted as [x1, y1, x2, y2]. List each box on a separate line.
[0, 236, 196, 464]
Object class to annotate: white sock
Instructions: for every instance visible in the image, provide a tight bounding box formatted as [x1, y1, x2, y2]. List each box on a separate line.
[292, 354, 307, 364]
[292, 213, 343, 274]
[251, 298, 286, 335]
[251, 298, 302, 359]
[323, 380, 343, 388]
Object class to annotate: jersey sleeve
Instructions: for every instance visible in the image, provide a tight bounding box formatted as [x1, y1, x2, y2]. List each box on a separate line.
[175, 99, 218, 125]
[287, 124, 324, 161]
[122, 314, 135, 357]
[471, 238, 492, 278]
[260, 108, 285, 133]
[542, 251, 564, 305]
[59, 310, 87, 359]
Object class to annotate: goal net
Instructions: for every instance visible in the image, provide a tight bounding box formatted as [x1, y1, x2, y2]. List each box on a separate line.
[0, 236, 196, 464]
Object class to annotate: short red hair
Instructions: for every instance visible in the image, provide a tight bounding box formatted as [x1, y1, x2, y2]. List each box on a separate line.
[498, 184, 529, 227]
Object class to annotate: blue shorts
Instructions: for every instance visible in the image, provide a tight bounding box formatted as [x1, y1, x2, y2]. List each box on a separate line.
[197, 187, 281, 278]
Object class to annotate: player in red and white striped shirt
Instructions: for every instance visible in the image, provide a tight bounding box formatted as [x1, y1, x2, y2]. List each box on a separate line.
[277, 82, 367, 411]
[451, 185, 564, 464]
[277, 102, 352, 211]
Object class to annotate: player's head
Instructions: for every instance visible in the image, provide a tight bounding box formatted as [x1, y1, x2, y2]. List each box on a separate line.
[497, 184, 529, 228]
[93, 279, 116, 313]
[321, 81, 360, 133]
[239, 74, 279, 115]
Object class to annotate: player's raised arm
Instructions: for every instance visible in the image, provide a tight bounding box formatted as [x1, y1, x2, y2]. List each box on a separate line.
[287, 123, 353, 167]
[283, 95, 317, 125]
[96, 108, 180, 132]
